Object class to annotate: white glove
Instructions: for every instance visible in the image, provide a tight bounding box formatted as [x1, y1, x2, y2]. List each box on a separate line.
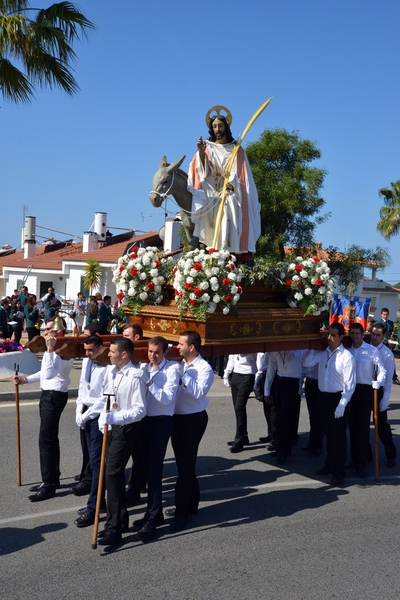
[223, 378, 231, 388]
[380, 398, 389, 412]
[334, 402, 345, 419]
[98, 411, 113, 432]
[75, 412, 83, 428]
[372, 380, 381, 390]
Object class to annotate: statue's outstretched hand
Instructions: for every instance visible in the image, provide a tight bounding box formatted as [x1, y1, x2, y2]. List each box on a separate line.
[197, 136, 206, 156]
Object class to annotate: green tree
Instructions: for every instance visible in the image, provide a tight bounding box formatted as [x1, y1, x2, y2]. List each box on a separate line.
[377, 180, 400, 240]
[83, 258, 102, 296]
[0, 1, 95, 104]
[245, 128, 329, 258]
[326, 244, 391, 293]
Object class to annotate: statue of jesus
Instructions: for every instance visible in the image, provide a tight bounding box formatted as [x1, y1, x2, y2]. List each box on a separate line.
[187, 106, 261, 257]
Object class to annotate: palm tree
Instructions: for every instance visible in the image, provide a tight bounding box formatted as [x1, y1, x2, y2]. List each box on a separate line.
[0, 1, 95, 104]
[377, 180, 400, 241]
[83, 258, 102, 296]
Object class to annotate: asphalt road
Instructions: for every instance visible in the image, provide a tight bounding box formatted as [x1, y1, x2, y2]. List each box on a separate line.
[1, 376, 400, 600]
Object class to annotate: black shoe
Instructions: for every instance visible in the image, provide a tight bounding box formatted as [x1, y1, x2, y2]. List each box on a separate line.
[345, 460, 356, 470]
[330, 475, 344, 486]
[125, 490, 141, 506]
[259, 436, 271, 443]
[393, 378, 400, 385]
[98, 523, 129, 538]
[78, 501, 107, 515]
[266, 442, 276, 451]
[73, 474, 81, 481]
[165, 508, 175, 516]
[137, 520, 156, 541]
[386, 458, 396, 468]
[276, 452, 286, 464]
[97, 532, 122, 547]
[29, 481, 60, 492]
[356, 467, 367, 478]
[229, 441, 244, 453]
[29, 486, 56, 502]
[227, 436, 249, 446]
[316, 466, 330, 476]
[72, 481, 91, 496]
[133, 513, 164, 528]
[170, 516, 188, 532]
[74, 509, 95, 527]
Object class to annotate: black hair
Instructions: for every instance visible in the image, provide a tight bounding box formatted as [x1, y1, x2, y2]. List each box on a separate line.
[207, 115, 235, 143]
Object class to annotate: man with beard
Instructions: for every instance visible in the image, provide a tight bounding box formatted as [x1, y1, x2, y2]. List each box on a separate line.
[188, 107, 260, 257]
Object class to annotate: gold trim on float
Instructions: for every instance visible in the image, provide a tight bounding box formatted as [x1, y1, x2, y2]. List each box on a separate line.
[150, 318, 179, 333]
[272, 320, 302, 335]
[230, 321, 262, 338]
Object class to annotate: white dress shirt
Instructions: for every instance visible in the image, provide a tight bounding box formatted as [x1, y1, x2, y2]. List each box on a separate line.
[76, 358, 108, 424]
[374, 342, 394, 405]
[224, 354, 257, 377]
[27, 352, 74, 392]
[303, 345, 356, 406]
[175, 355, 214, 415]
[348, 341, 386, 386]
[264, 350, 305, 396]
[100, 361, 146, 425]
[142, 358, 180, 417]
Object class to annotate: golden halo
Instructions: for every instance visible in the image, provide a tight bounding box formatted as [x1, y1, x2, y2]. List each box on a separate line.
[205, 105, 232, 127]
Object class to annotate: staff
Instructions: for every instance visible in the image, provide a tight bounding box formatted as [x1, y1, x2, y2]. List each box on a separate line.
[14, 362, 22, 486]
[212, 97, 272, 249]
[92, 393, 113, 550]
[373, 387, 379, 481]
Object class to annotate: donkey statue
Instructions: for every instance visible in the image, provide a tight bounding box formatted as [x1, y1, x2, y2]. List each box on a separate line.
[149, 155, 199, 249]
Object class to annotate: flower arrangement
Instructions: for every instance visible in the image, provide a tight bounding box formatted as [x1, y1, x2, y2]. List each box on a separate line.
[282, 255, 334, 315]
[0, 339, 24, 353]
[112, 246, 173, 315]
[172, 248, 243, 320]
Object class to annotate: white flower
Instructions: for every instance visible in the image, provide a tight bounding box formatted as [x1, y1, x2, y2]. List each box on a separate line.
[213, 295, 221, 303]
[210, 277, 218, 285]
[288, 263, 296, 271]
[201, 293, 210, 302]
[292, 275, 300, 282]
[231, 285, 238, 294]
[211, 284, 219, 291]
[189, 293, 196, 300]
[206, 302, 217, 313]
[296, 256, 303, 262]
[139, 292, 148, 301]
[190, 269, 197, 277]
[200, 281, 209, 290]
[205, 269, 213, 278]
[294, 292, 303, 301]
[150, 269, 158, 277]
[288, 301, 297, 308]
[300, 270, 308, 278]
[142, 256, 151, 265]
[233, 294, 240, 302]
[318, 287, 326, 294]
[304, 288, 312, 295]
[211, 267, 219, 275]
[223, 307, 230, 315]
[140, 272, 147, 280]
[154, 285, 162, 293]
[122, 298, 129, 305]
[186, 277, 193, 284]
[228, 272, 236, 281]
[280, 272, 286, 279]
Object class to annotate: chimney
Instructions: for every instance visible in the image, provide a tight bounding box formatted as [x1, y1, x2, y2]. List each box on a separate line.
[24, 216, 36, 259]
[163, 219, 182, 252]
[94, 212, 107, 244]
[83, 231, 98, 252]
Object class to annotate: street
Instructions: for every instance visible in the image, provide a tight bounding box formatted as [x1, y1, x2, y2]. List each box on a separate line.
[1, 376, 400, 600]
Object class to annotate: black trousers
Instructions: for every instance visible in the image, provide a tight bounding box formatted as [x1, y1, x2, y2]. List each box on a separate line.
[231, 372, 255, 443]
[371, 388, 397, 460]
[79, 406, 92, 486]
[105, 422, 139, 535]
[304, 377, 324, 449]
[39, 389, 69, 486]
[139, 415, 173, 521]
[275, 376, 300, 457]
[85, 416, 105, 511]
[320, 391, 349, 477]
[171, 410, 208, 518]
[349, 384, 373, 468]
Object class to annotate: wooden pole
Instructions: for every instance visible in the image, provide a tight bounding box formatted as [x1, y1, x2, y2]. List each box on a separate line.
[92, 394, 112, 549]
[373, 388, 379, 482]
[14, 363, 22, 486]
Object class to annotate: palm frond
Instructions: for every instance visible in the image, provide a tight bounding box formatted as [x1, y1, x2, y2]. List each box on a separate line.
[0, 55, 33, 101]
[36, 2, 96, 42]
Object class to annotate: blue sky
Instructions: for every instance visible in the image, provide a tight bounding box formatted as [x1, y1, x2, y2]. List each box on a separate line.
[2, 0, 400, 283]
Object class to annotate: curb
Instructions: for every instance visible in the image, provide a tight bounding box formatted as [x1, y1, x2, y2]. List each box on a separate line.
[0, 388, 79, 402]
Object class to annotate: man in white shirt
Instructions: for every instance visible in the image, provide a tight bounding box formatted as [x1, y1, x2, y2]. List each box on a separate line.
[169, 330, 214, 532]
[304, 322, 356, 486]
[97, 338, 146, 548]
[264, 350, 305, 464]
[223, 354, 257, 453]
[74, 335, 108, 527]
[40, 285, 64, 304]
[133, 336, 180, 541]
[369, 323, 396, 468]
[13, 318, 74, 501]
[348, 323, 386, 478]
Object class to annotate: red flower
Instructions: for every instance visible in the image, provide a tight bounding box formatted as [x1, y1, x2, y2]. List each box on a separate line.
[286, 279, 292, 286]
[193, 263, 202, 271]
[194, 287, 202, 295]
[154, 260, 161, 267]
[175, 289, 180, 296]
[230, 263, 235, 270]
[189, 299, 196, 306]
[147, 281, 155, 290]
[237, 285, 243, 294]
[295, 264, 302, 272]
[297, 281, 303, 287]
[173, 267, 178, 274]
[315, 279, 323, 286]
[185, 282, 192, 289]
[313, 256, 320, 262]
[130, 253, 137, 259]
[225, 294, 232, 303]
[119, 265, 125, 273]
[132, 246, 139, 252]
[117, 292, 124, 300]
[222, 277, 230, 285]
[208, 248, 217, 254]
[131, 268, 138, 276]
